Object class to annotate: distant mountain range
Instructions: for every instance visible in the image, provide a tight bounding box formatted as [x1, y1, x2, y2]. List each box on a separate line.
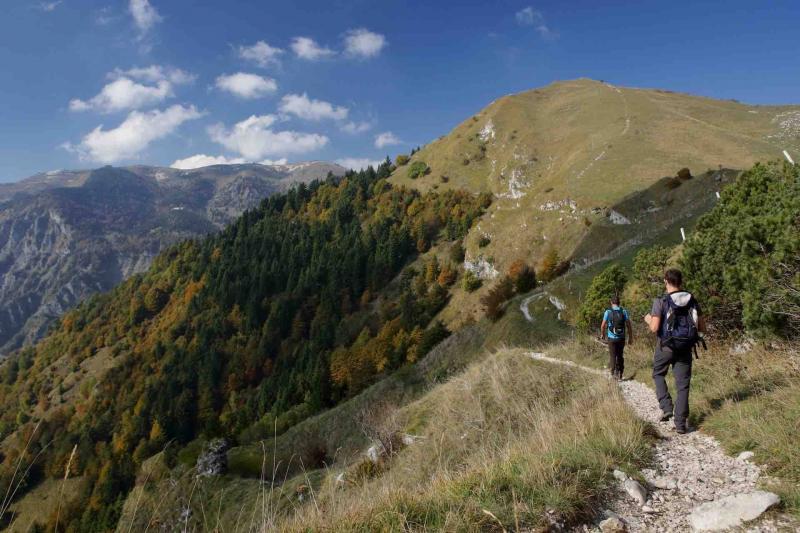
[0, 161, 345, 355]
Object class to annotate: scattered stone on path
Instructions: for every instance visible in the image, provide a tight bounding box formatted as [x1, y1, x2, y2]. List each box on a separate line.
[613, 469, 628, 482]
[650, 477, 677, 490]
[623, 479, 647, 506]
[527, 352, 800, 532]
[688, 491, 780, 531]
[599, 515, 627, 533]
[737, 450, 755, 462]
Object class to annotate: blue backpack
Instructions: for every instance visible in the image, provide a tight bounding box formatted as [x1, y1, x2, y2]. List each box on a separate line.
[660, 293, 701, 354]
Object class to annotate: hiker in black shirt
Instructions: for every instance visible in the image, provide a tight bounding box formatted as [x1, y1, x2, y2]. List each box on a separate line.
[644, 268, 705, 434]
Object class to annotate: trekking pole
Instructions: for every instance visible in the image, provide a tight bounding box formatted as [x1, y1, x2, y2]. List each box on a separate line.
[783, 150, 795, 165]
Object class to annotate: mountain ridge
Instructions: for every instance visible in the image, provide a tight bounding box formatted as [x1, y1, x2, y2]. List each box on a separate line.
[0, 161, 346, 355]
[389, 78, 800, 325]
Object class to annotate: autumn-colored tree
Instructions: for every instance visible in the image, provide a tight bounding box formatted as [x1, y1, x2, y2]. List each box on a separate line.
[481, 276, 515, 321]
[437, 264, 457, 287]
[424, 257, 441, 284]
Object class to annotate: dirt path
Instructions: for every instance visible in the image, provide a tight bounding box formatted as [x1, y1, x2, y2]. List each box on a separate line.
[527, 352, 796, 532]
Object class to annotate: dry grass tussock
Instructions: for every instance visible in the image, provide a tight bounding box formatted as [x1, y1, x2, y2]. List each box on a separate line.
[272, 347, 651, 531]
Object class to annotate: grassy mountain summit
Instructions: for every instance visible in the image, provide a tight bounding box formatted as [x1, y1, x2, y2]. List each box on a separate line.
[391, 78, 800, 281]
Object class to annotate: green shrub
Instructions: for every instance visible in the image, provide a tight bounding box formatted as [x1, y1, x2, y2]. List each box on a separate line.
[395, 154, 410, 166]
[478, 236, 491, 248]
[508, 259, 536, 293]
[577, 264, 627, 331]
[461, 271, 482, 292]
[632, 245, 672, 296]
[681, 161, 800, 337]
[408, 161, 430, 179]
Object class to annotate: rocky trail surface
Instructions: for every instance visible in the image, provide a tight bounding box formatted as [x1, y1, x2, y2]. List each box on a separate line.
[527, 352, 797, 532]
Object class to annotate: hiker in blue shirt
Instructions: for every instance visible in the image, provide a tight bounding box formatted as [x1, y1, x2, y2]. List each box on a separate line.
[600, 295, 632, 381]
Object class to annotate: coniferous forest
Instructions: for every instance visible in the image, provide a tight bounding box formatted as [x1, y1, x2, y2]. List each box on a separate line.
[0, 161, 490, 530]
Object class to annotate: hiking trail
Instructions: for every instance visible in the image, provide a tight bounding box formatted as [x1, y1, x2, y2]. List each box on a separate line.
[527, 352, 797, 532]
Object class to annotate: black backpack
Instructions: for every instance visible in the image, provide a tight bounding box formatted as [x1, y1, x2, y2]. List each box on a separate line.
[660, 293, 702, 354]
[609, 308, 626, 338]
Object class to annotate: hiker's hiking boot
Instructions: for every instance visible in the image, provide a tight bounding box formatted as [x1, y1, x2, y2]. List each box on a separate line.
[659, 411, 673, 422]
[675, 425, 695, 435]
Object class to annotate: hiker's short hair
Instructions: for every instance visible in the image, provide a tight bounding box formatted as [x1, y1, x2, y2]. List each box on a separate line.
[610, 295, 620, 305]
[664, 268, 683, 288]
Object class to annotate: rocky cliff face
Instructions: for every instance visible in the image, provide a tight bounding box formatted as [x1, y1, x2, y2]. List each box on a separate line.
[0, 162, 345, 355]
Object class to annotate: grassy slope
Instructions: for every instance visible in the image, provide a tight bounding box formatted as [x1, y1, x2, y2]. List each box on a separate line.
[391, 78, 799, 325]
[118, 348, 652, 532]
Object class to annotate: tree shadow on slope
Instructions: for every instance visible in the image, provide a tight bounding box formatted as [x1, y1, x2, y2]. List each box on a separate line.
[570, 168, 739, 266]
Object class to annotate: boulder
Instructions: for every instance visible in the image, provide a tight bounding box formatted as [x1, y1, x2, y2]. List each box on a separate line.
[366, 443, 383, 464]
[195, 438, 230, 477]
[613, 469, 628, 482]
[688, 491, 780, 531]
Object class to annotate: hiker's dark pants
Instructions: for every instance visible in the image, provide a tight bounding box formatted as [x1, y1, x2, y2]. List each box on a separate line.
[652, 346, 692, 428]
[608, 340, 624, 378]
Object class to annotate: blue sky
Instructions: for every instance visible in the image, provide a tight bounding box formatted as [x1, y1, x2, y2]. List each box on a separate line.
[1, 0, 798, 182]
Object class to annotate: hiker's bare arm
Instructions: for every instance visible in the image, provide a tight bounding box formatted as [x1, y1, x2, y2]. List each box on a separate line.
[644, 313, 660, 333]
[698, 315, 707, 334]
[600, 319, 607, 339]
[626, 320, 633, 343]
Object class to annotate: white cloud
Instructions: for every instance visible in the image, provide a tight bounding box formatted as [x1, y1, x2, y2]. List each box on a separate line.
[129, 0, 161, 33]
[70, 78, 172, 113]
[70, 65, 194, 113]
[38, 1, 62, 12]
[208, 115, 329, 160]
[67, 104, 203, 163]
[340, 121, 373, 134]
[238, 41, 284, 67]
[260, 158, 289, 166]
[278, 93, 348, 121]
[171, 154, 291, 169]
[290, 37, 336, 60]
[171, 154, 247, 169]
[343, 28, 386, 59]
[515, 6, 558, 39]
[111, 65, 195, 85]
[374, 131, 401, 149]
[335, 158, 383, 171]
[215, 72, 277, 99]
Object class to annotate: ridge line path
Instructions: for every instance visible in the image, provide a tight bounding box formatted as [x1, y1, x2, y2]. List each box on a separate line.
[527, 352, 796, 532]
